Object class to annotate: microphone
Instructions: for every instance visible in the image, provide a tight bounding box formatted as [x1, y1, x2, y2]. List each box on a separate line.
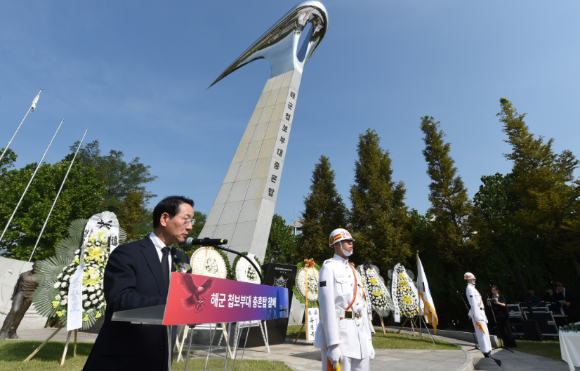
[186, 237, 228, 247]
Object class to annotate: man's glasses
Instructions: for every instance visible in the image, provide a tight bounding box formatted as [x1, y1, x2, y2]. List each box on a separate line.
[179, 216, 196, 226]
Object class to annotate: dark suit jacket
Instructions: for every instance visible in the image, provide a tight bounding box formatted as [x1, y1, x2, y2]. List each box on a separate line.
[83, 236, 189, 371]
[490, 294, 509, 318]
[558, 289, 580, 321]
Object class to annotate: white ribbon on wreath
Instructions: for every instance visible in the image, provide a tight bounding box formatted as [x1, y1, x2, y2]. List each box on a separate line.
[392, 263, 401, 323]
[67, 212, 119, 331]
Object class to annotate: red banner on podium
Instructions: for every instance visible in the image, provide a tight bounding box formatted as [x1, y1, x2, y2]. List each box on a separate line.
[162, 272, 289, 325]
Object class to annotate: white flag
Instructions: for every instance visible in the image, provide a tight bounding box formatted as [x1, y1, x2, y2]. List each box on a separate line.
[30, 89, 42, 112]
[417, 253, 438, 333]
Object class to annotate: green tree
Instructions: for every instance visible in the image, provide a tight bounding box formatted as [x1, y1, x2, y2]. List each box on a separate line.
[349, 129, 411, 273]
[265, 214, 294, 264]
[409, 104, 580, 330]
[474, 172, 521, 223]
[294, 156, 346, 265]
[420, 116, 476, 264]
[68, 140, 157, 212]
[498, 98, 580, 279]
[116, 191, 149, 241]
[0, 161, 105, 260]
[0, 148, 17, 174]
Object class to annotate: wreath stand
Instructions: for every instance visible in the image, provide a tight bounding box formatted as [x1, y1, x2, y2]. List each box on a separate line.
[371, 312, 387, 335]
[396, 317, 418, 336]
[293, 259, 316, 344]
[293, 314, 306, 344]
[175, 323, 233, 361]
[23, 326, 78, 366]
[293, 297, 311, 344]
[233, 320, 269, 355]
[396, 315, 436, 346]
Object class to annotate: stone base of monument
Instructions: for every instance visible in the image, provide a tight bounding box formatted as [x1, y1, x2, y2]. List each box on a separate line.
[288, 295, 305, 326]
[0, 311, 47, 332]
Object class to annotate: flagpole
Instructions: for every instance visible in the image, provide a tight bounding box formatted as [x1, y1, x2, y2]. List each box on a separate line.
[0, 88, 43, 165]
[28, 128, 88, 262]
[0, 119, 64, 244]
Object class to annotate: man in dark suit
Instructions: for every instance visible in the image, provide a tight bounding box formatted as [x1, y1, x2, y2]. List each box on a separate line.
[83, 196, 194, 371]
[526, 287, 543, 306]
[543, 286, 562, 314]
[556, 282, 580, 323]
[487, 285, 516, 348]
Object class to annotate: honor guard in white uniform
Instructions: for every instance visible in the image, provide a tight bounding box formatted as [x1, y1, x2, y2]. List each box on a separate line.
[315, 228, 375, 371]
[465, 272, 501, 366]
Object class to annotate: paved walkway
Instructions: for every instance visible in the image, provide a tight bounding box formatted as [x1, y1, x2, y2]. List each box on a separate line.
[9, 327, 577, 371]
[471, 347, 574, 371]
[394, 327, 575, 371]
[181, 337, 471, 371]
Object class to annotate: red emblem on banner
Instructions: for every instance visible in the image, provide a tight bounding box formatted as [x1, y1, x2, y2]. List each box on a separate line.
[176, 274, 214, 312]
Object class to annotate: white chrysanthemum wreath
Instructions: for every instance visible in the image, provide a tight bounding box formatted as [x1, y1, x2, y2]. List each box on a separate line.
[32, 214, 126, 331]
[357, 262, 394, 317]
[293, 259, 320, 308]
[394, 264, 420, 318]
[190, 246, 231, 279]
[51, 232, 108, 324]
[232, 252, 261, 284]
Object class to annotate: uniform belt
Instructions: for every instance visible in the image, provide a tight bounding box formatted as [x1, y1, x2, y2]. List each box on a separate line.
[341, 310, 362, 320]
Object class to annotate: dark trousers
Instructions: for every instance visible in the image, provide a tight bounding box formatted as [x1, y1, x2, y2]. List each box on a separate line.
[564, 306, 580, 323]
[496, 317, 516, 348]
[0, 294, 32, 338]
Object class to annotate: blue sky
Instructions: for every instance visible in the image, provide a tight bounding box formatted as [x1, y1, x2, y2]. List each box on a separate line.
[1, 1, 580, 224]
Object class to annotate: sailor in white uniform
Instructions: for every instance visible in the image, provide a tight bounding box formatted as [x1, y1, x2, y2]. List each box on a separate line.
[314, 228, 375, 371]
[465, 272, 501, 366]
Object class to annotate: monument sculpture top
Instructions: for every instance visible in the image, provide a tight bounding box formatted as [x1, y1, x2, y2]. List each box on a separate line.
[209, 1, 328, 88]
[199, 2, 328, 263]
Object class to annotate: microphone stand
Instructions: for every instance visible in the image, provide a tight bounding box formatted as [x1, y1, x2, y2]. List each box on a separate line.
[186, 239, 264, 284]
[456, 290, 479, 351]
[214, 245, 264, 284]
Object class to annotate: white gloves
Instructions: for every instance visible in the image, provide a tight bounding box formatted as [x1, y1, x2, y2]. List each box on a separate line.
[327, 344, 342, 368]
[368, 339, 375, 359]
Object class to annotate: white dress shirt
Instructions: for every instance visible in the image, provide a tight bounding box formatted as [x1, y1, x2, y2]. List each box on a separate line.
[149, 232, 172, 277]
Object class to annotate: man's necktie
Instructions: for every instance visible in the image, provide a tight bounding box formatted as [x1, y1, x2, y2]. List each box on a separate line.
[161, 246, 170, 291]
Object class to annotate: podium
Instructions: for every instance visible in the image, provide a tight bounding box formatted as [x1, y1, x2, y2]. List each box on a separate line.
[112, 272, 289, 371]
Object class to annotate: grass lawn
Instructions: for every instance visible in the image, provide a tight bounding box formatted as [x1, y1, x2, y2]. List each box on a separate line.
[372, 331, 460, 350]
[287, 324, 307, 340]
[287, 325, 459, 350]
[0, 340, 291, 371]
[513, 339, 562, 361]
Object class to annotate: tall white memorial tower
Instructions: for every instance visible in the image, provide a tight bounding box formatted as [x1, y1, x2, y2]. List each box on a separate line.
[200, 2, 328, 262]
